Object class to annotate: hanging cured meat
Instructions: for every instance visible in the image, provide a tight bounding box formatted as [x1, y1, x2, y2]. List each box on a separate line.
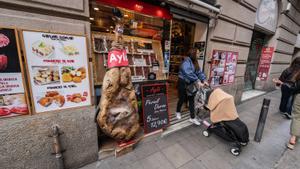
[0, 34, 10, 48]
[0, 54, 8, 71]
[97, 8, 140, 141]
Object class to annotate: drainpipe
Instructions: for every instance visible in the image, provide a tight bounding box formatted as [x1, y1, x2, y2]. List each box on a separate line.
[187, 0, 221, 13]
[49, 125, 65, 169]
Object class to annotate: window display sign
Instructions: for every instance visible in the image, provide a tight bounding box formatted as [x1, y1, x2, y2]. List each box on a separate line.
[142, 83, 169, 134]
[22, 30, 91, 113]
[257, 47, 274, 81]
[209, 50, 238, 86]
[0, 28, 29, 118]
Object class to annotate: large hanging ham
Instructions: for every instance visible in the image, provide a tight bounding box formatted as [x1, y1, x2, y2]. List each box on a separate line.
[97, 8, 140, 141]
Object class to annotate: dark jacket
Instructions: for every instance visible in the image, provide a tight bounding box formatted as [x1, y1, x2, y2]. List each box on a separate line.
[279, 67, 295, 84]
[289, 80, 300, 95]
[178, 57, 206, 84]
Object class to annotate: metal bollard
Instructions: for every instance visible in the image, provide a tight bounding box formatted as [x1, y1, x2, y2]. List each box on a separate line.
[254, 98, 271, 142]
[49, 125, 65, 169]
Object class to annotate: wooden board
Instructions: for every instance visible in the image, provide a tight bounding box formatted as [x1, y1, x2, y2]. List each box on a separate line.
[91, 32, 166, 85]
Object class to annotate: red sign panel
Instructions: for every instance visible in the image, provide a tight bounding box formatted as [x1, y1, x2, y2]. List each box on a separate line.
[107, 49, 129, 68]
[257, 47, 274, 81]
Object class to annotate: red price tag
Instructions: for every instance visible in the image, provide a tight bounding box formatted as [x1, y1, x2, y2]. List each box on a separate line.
[107, 49, 129, 68]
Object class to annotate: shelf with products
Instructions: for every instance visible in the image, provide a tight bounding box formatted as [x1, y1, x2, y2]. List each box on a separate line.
[92, 32, 166, 85]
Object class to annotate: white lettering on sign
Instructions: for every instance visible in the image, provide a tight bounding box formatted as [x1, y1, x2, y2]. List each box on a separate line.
[109, 53, 118, 63]
[108, 49, 129, 68]
[145, 98, 160, 106]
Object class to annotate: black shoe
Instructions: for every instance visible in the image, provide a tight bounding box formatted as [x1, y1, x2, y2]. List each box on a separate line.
[282, 112, 292, 119]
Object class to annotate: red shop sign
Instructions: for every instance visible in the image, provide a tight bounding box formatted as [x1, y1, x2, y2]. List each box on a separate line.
[257, 47, 274, 81]
[107, 49, 129, 68]
[97, 0, 172, 20]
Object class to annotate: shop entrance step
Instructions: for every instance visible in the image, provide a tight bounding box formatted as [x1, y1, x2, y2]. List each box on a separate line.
[162, 119, 192, 137]
[169, 111, 190, 125]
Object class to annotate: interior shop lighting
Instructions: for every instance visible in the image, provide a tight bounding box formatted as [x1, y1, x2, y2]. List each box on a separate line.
[89, 17, 94, 21]
[94, 7, 99, 11]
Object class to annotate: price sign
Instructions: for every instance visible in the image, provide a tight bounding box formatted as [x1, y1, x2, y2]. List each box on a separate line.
[142, 83, 169, 133]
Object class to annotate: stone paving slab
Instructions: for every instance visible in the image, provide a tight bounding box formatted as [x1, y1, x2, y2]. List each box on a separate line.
[80, 91, 300, 169]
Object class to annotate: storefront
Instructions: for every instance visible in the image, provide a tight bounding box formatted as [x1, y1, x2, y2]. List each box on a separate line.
[167, 7, 209, 124]
[90, 0, 172, 153]
[2, 0, 300, 168]
[89, 0, 210, 154]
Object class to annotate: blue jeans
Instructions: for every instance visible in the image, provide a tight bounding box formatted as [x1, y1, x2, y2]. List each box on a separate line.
[280, 84, 294, 114]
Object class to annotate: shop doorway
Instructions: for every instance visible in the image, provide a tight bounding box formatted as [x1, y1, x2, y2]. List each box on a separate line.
[168, 14, 208, 126]
[244, 31, 266, 91]
[242, 31, 267, 101]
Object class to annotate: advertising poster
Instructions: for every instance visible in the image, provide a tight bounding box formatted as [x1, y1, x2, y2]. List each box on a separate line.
[163, 40, 170, 73]
[0, 28, 29, 118]
[210, 50, 238, 86]
[22, 30, 91, 113]
[194, 41, 206, 70]
[257, 47, 274, 81]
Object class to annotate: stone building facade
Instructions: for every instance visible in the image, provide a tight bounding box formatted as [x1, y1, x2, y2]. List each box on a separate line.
[203, 0, 300, 103]
[1, 0, 300, 169]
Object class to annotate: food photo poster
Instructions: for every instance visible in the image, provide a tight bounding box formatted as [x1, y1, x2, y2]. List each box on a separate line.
[22, 30, 91, 113]
[210, 50, 238, 86]
[0, 28, 29, 118]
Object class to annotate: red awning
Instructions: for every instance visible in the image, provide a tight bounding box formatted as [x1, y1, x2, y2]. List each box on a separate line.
[96, 0, 172, 20]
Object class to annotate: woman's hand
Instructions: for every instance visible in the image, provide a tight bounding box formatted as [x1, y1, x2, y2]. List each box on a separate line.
[272, 78, 283, 85]
[197, 81, 205, 88]
[203, 81, 209, 87]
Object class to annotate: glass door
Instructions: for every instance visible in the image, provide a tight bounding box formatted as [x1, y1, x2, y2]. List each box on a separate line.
[244, 31, 266, 91]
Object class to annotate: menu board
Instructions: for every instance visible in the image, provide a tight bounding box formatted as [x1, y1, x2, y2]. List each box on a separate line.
[0, 28, 29, 118]
[22, 30, 91, 113]
[142, 83, 169, 134]
[257, 47, 274, 81]
[210, 50, 238, 86]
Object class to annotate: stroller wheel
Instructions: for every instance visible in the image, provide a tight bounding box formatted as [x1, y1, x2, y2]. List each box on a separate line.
[230, 147, 240, 156]
[202, 130, 210, 137]
[240, 142, 248, 146]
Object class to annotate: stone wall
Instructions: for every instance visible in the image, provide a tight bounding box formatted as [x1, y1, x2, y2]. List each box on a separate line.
[204, 0, 300, 103]
[204, 0, 258, 103]
[0, 107, 98, 169]
[0, 0, 98, 169]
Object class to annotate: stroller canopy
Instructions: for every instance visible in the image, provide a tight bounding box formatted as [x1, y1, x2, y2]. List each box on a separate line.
[206, 88, 239, 123]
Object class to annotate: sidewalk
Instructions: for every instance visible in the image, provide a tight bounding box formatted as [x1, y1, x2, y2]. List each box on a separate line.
[81, 91, 298, 169]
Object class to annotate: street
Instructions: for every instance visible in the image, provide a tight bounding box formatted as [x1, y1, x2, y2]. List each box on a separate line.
[81, 91, 299, 169]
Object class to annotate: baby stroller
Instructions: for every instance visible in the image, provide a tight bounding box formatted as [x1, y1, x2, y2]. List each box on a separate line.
[195, 87, 249, 156]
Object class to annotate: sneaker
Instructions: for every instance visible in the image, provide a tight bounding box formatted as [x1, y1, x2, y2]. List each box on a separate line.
[282, 112, 292, 119]
[176, 112, 182, 120]
[189, 118, 201, 126]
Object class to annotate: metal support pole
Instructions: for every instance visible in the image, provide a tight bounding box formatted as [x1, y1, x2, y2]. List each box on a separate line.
[254, 98, 271, 142]
[49, 125, 65, 169]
